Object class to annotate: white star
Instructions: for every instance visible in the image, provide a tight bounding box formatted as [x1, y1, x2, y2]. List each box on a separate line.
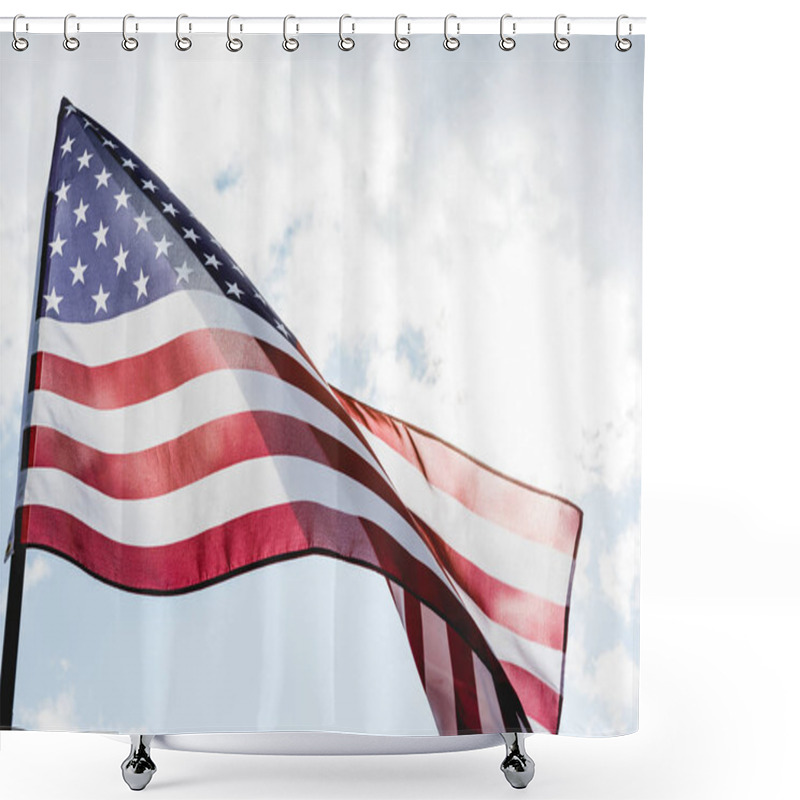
[153, 235, 173, 259]
[54, 181, 70, 204]
[253, 290, 266, 303]
[64, 104, 77, 117]
[133, 268, 150, 300]
[60, 136, 75, 157]
[83, 117, 96, 129]
[182, 227, 199, 243]
[161, 202, 178, 217]
[121, 157, 137, 171]
[204, 253, 222, 269]
[275, 320, 289, 337]
[141, 178, 157, 192]
[48, 232, 67, 257]
[69, 257, 88, 285]
[102, 137, 118, 149]
[91, 284, 110, 314]
[174, 261, 193, 284]
[230, 261, 243, 274]
[113, 187, 131, 210]
[43, 286, 63, 315]
[92, 220, 109, 249]
[133, 209, 152, 233]
[113, 244, 129, 275]
[94, 167, 111, 188]
[76, 150, 93, 170]
[226, 281, 244, 299]
[72, 198, 89, 226]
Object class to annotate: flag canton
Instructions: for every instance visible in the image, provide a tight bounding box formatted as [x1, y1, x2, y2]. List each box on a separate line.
[39, 98, 296, 347]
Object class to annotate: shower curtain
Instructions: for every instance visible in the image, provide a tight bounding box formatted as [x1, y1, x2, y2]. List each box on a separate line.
[0, 26, 643, 740]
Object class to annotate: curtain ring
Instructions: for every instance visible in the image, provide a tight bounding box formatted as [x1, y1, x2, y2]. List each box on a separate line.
[615, 14, 632, 51]
[338, 14, 355, 51]
[499, 14, 515, 51]
[553, 14, 570, 51]
[226, 15, 243, 51]
[394, 14, 410, 51]
[63, 14, 80, 51]
[12, 15, 29, 51]
[443, 14, 460, 51]
[122, 14, 139, 51]
[175, 14, 192, 51]
[283, 15, 299, 52]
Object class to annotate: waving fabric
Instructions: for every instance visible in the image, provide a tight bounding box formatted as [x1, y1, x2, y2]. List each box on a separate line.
[0, 32, 642, 739]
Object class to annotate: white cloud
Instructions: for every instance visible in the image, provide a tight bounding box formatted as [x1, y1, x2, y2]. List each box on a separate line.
[562, 526, 641, 735]
[0, 101, 39, 434]
[19, 687, 77, 731]
[24, 554, 52, 589]
[564, 635, 639, 735]
[600, 521, 641, 623]
[591, 644, 639, 733]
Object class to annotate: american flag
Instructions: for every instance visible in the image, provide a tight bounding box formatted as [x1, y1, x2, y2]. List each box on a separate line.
[7, 97, 582, 735]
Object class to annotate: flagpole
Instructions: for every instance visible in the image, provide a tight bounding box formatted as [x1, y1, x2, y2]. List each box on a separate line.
[0, 514, 26, 729]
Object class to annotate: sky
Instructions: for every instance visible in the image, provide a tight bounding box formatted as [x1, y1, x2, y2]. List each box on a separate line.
[0, 32, 643, 737]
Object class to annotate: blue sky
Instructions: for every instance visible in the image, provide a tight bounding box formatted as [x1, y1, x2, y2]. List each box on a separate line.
[0, 33, 643, 736]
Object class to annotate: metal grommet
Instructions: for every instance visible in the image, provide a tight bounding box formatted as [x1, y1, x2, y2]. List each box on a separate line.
[394, 14, 410, 51]
[443, 13, 460, 51]
[283, 15, 299, 52]
[63, 13, 80, 51]
[553, 14, 570, 51]
[615, 14, 632, 51]
[175, 14, 192, 51]
[226, 15, 243, 52]
[338, 14, 355, 51]
[12, 14, 29, 51]
[499, 14, 515, 51]
[122, 14, 138, 51]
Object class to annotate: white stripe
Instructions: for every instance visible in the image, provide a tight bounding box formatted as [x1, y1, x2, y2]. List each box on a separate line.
[456, 590, 563, 692]
[29, 369, 382, 477]
[420, 604, 457, 736]
[359, 428, 574, 606]
[35, 288, 318, 378]
[472, 651, 505, 733]
[21, 456, 454, 585]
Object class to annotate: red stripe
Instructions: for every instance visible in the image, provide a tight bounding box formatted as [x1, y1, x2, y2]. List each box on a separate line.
[334, 389, 582, 556]
[500, 660, 560, 733]
[33, 352, 43, 393]
[447, 623, 483, 733]
[34, 328, 384, 491]
[28, 412, 392, 503]
[21, 502, 529, 731]
[412, 513, 566, 650]
[34, 328, 375, 468]
[403, 591, 427, 691]
[37, 328, 322, 410]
